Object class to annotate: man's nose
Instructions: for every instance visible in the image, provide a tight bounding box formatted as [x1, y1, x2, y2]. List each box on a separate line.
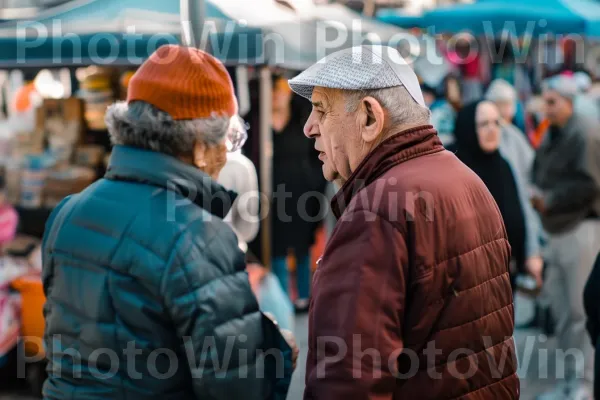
[304, 111, 318, 138]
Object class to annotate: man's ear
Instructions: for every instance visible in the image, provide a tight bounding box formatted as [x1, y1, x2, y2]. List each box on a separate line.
[360, 96, 385, 143]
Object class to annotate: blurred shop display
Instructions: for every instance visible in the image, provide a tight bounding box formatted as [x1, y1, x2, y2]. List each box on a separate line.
[77, 67, 114, 131]
[0, 68, 120, 214]
[0, 234, 44, 397]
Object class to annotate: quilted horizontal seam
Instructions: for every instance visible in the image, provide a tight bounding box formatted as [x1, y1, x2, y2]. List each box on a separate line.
[435, 302, 513, 335]
[48, 250, 161, 292]
[50, 296, 97, 322]
[51, 227, 168, 264]
[435, 237, 508, 273]
[121, 233, 169, 262]
[416, 334, 514, 370]
[413, 238, 508, 283]
[419, 270, 509, 315]
[172, 266, 248, 296]
[454, 271, 509, 298]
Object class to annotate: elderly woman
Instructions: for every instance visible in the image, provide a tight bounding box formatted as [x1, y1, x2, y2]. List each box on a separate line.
[486, 79, 544, 286]
[41, 46, 293, 400]
[452, 100, 543, 289]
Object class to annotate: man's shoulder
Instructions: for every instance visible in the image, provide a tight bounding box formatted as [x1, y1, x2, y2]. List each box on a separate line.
[375, 149, 477, 193]
[344, 150, 477, 226]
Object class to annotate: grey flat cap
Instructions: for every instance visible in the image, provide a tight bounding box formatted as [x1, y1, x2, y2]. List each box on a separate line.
[288, 45, 425, 107]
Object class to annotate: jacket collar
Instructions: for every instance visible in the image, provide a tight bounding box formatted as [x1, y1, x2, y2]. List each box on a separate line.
[105, 145, 236, 218]
[331, 125, 443, 219]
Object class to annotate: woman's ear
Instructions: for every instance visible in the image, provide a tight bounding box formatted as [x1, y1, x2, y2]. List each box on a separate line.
[193, 141, 208, 169]
[360, 96, 385, 143]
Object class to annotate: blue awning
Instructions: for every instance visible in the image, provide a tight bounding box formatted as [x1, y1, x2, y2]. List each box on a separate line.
[0, 0, 266, 67]
[377, 9, 425, 29]
[378, 0, 600, 36]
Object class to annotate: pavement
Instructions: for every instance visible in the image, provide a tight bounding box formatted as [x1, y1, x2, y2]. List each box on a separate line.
[0, 293, 570, 399]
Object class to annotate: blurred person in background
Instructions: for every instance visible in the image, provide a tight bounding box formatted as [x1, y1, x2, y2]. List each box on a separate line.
[218, 144, 295, 332]
[584, 252, 600, 400]
[0, 176, 18, 254]
[290, 45, 518, 399]
[445, 75, 463, 112]
[42, 45, 294, 400]
[486, 80, 544, 283]
[218, 135, 260, 254]
[492, 41, 532, 102]
[452, 101, 542, 290]
[421, 80, 456, 147]
[486, 79, 525, 136]
[526, 96, 551, 149]
[271, 74, 326, 312]
[573, 71, 600, 122]
[533, 74, 600, 400]
[445, 38, 483, 103]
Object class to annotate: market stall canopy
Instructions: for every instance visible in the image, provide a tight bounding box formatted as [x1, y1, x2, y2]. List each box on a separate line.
[0, 0, 411, 70]
[378, 0, 600, 36]
[376, 8, 425, 30]
[0, 0, 291, 67]
[271, 1, 413, 69]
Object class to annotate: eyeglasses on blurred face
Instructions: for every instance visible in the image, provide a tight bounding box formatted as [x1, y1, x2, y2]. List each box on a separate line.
[225, 115, 249, 152]
[476, 119, 501, 129]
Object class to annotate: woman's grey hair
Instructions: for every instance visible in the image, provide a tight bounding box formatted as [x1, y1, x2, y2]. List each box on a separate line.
[105, 101, 230, 158]
[485, 79, 517, 104]
[344, 86, 431, 127]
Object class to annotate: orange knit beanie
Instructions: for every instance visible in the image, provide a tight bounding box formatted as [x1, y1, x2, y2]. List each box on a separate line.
[127, 45, 237, 120]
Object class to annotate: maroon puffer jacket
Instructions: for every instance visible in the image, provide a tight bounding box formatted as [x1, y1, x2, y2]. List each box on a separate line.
[305, 126, 519, 400]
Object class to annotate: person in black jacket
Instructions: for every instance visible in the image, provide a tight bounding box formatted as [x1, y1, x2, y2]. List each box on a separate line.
[584, 252, 600, 399]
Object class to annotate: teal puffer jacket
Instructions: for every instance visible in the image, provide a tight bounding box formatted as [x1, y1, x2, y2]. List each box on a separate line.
[41, 145, 291, 400]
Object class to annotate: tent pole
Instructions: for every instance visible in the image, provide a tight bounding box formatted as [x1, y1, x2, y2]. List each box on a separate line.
[363, 0, 376, 17]
[181, 0, 205, 48]
[259, 66, 273, 268]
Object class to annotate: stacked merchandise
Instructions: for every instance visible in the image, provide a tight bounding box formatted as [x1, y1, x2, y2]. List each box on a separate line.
[1, 96, 104, 212]
[0, 236, 43, 392]
[78, 67, 114, 131]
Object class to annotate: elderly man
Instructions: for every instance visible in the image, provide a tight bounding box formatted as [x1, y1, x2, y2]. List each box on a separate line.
[289, 45, 518, 399]
[533, 75, 600, 400]
[41, 45, 293, 399]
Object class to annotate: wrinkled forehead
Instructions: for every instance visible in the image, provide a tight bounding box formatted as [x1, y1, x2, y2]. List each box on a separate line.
[311, 86, 338, 108]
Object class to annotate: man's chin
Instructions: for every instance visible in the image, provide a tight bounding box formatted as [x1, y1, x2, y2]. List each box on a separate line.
[323, 165, 339, 183]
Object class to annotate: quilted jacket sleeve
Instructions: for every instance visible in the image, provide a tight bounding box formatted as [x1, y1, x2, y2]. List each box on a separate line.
[160, 228, 292, 400]
[305, 209, 408, 400]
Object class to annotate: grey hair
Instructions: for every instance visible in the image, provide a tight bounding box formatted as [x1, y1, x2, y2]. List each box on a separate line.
[105, 101, 230, 158]
[344, 86, 431, 127]
[485, 79, 517, 103]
